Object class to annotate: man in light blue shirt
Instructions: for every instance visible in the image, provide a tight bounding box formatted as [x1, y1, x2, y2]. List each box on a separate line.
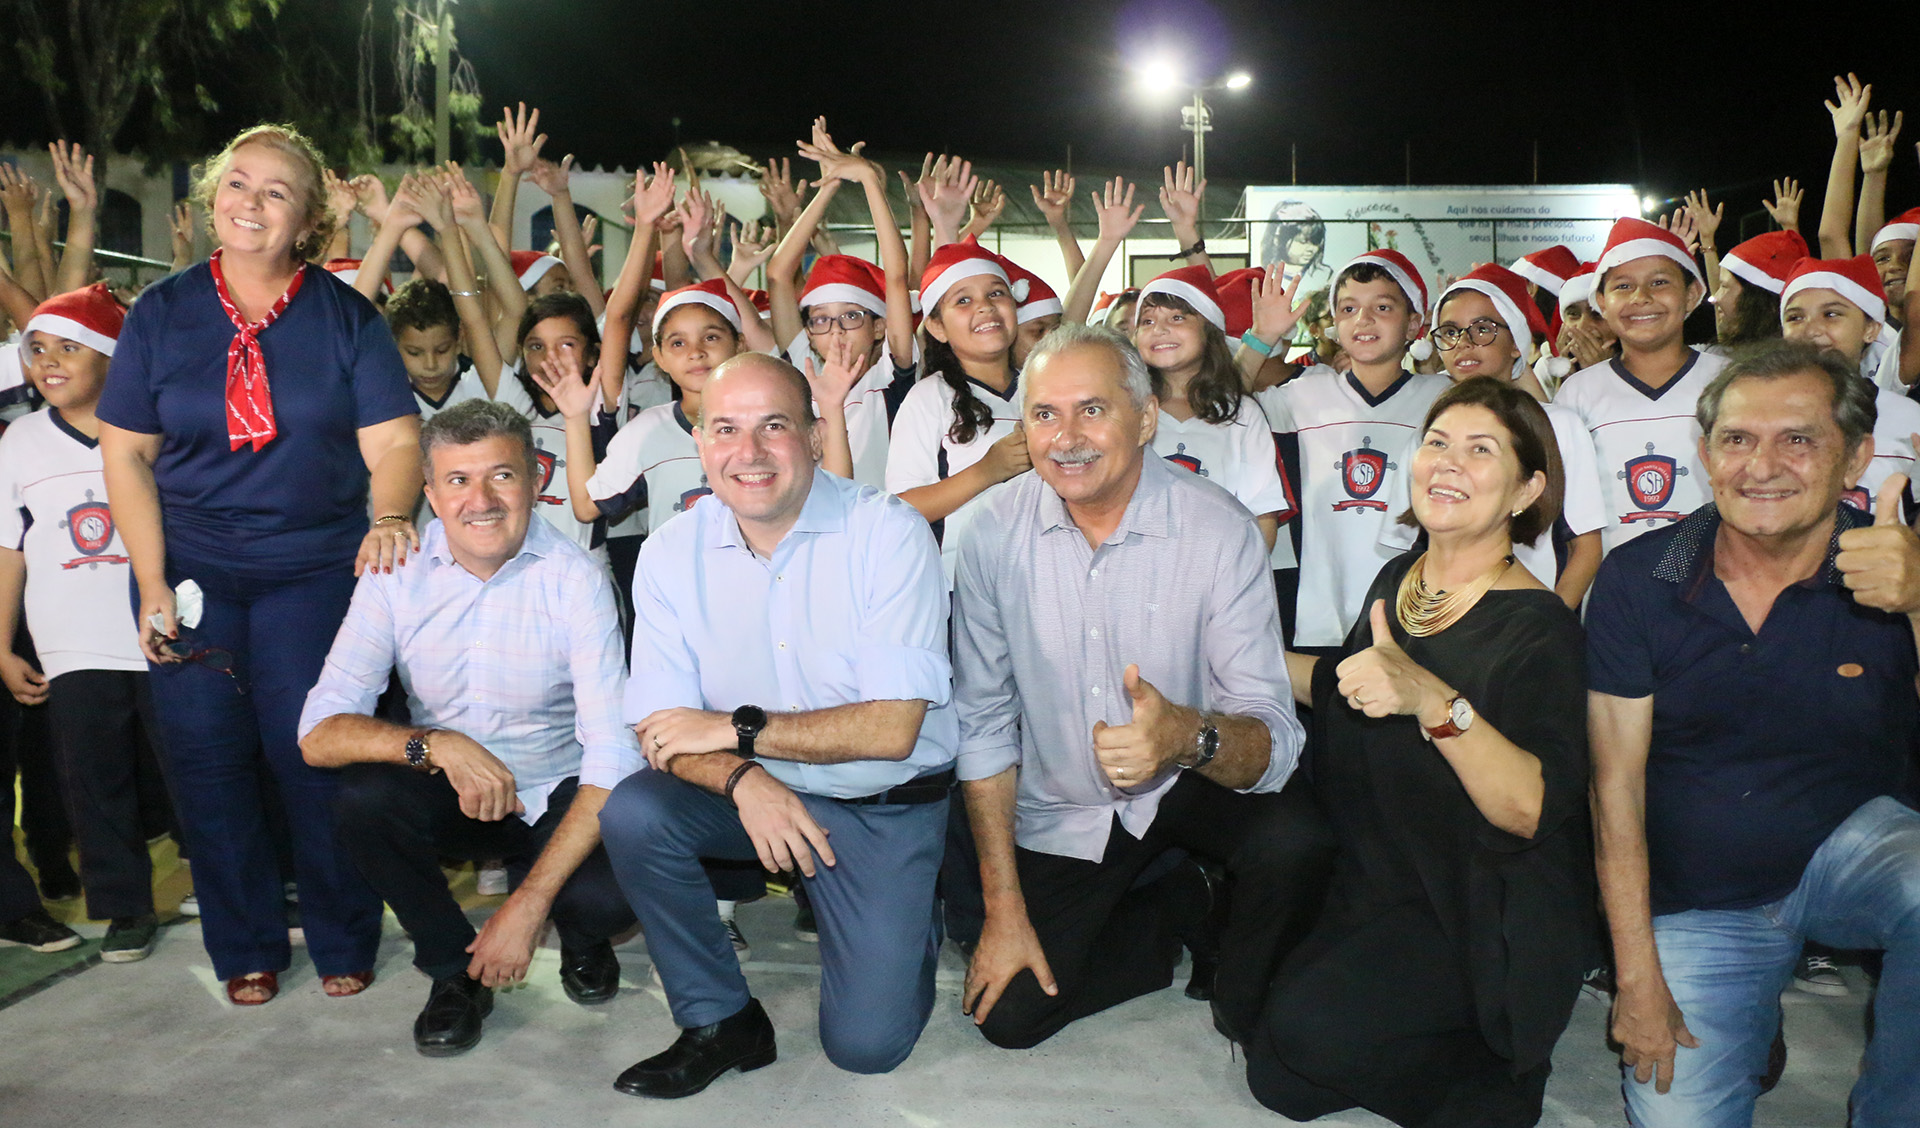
[598, 353, 956, 1099]
[300, 400, 640, 1057]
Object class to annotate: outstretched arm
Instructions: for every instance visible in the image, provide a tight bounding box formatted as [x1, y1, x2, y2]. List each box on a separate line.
[529, 155, 606, 318]
[1030, 170, 1083, 278]
[1061, 177, 1144, 325]
[1819, 73, 1871, 259]
[1856, 109, 1904, 255]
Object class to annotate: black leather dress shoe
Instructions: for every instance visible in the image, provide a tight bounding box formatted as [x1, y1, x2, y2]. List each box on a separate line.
[613, 998, 777, 1098]
[560, 940, 620, 1005]
[413, 973, 493, 1057]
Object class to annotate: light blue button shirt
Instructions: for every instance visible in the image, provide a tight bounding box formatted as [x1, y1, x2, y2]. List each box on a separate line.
[625, 468, 956, 799]
[298, 515, 639, 823]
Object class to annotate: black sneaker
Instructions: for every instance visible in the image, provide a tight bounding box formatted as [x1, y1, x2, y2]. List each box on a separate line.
[1581, 964, 1616, 1001]
[0, 909, 82, 952]
[1792, 950, 1849, 996]
[101, 914, 160, 963]
[36, 867, 81, 904]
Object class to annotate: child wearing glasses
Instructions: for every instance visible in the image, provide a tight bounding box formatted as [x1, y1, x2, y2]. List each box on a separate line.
[0, 284, 170, 963]
[1379, 265, 1609, 608]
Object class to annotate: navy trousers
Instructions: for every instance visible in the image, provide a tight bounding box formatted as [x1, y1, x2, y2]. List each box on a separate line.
[600, 768, 946, 1075]
[143, 558, 382, 980]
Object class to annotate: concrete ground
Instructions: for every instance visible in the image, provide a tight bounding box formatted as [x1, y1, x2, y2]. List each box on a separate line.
[0, 881, 1875, 1128]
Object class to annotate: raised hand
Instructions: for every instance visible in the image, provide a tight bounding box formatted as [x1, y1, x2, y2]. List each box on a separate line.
[1827, 73, 1871, 138]
[321, 167, 356, 226]
[760, 156, 806, 227]
[805, 329, 869, 410]
[410, 168, 455, 232]
[1159, 159, 1205, 231]
[1837, 473, 1920, 616]
[445, 163, 486, 227]
[169, 200, 195, 258]
[1763, 177, 1803, 232]
[964, 179, 1008, 237]
[1655, 210, 1700, 256]
[349, 173, 391, 222]
[1683, 190, 1723, 251]
[630, 161, 677, 229]
[677, 184, 716, 263]
[496, 102, 546, 175]
[1861, 110, 1906, 174]
[1091, 176, 1145, 243]
[1250, 263, 1310, 343]
[919, 157, 978, 238]
[383, 173, 429, 231]
[1029, 169, 1075, 226]
[796, 115, 876, 185]
[47, 141, 97, 213]
[530, 343, 599, 420]
[527, 154, 574, 199]
[898, 152, 941, 218]
[1090, 664, 1188, 788]
[730, 219, 776, 277]
[0, 164, 36, 215]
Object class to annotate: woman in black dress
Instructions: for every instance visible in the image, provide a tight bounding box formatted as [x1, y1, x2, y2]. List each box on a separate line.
[1248, 376, 1595, 1127]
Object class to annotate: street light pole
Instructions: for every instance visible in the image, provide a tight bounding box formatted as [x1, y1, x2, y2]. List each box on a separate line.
[1181, 90, 1212, 185]
[432, 0, 451, 165]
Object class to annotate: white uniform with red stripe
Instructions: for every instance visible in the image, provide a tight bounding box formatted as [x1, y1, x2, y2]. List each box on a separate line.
[1847, 387, 1920, 518]
[0, 408, 144, 678]
[412, 360, 490, 423]
[1552, 348, 1728, 554]
[885, 371, 1022, 587]
[583, 401, 712, 539]
[1258, 365, 1449, 647]
[785, 333, 919, 491]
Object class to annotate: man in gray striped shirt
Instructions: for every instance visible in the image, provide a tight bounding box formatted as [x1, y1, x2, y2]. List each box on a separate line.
[952, 322, 1334, 1050]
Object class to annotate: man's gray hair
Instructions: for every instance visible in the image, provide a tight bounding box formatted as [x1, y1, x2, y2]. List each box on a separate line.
[1022, 320, 1155, 410]
[420, 398, 539, 477]
[1695, 339, 1877, 452]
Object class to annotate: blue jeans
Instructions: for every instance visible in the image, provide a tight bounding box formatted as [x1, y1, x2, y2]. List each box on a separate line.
[599, 768, 946, 1075]
[1625, 795, 1920, 1128]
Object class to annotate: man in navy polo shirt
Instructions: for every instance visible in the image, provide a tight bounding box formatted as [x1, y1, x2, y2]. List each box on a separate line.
[1588, 339, 1920, 1128]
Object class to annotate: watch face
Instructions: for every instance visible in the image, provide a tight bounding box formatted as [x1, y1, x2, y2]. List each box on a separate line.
[1450, 697, 1474, 729]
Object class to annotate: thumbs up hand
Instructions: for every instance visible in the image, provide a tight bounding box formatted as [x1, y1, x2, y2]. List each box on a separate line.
[1334, 600, 1452, 725]
[1092, 663, 1192, 789]
[1837, 473, 1920, 617]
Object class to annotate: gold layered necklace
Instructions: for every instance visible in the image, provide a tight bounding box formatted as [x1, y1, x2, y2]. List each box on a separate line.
[1395, 552, 1514, 637]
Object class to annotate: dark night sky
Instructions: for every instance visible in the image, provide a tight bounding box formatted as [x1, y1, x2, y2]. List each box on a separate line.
[5, 0, 1917, 221]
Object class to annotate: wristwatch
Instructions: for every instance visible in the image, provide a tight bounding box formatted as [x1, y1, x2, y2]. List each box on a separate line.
[1422, 696, 1475, 741]
[731, 705, 769, 758]
[404, 729, 435, 772]
[1180, 718, 1220, 770]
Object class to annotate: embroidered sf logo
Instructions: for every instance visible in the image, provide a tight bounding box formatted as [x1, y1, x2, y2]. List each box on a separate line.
[1165, 443, 1205, 476]
[1332, 438, 1393, 511]
[1617, 442, 1688, 523]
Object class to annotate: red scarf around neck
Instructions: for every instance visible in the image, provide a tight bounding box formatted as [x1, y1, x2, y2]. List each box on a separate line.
[209, 248, 306, 452]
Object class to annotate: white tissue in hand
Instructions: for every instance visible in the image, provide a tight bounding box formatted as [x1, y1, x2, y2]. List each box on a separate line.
[174, 579, 204, 630]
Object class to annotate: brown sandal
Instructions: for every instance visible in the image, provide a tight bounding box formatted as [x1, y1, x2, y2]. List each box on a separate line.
[320, 969, 375, 997]
[226, 970, 278, 1006]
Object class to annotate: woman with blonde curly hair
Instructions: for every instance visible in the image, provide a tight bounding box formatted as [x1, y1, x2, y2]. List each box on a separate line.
[98, 124, 422, 1005]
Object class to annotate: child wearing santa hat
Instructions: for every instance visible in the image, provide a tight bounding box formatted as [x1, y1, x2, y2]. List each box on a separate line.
[887, 241, 1027, 587]
[1779, 254, 1920, 521]
[1257, 249, 1448, 648]
[1381, 265, 1609, 608]
[1554, 216, 1727, 554]
[0, 283, 170, 962]
[1131, 265, 1292, 557]
[1710, 230, 1808, 349]
[1867, 207, 1918, 391]
[765, 122, 920, 489]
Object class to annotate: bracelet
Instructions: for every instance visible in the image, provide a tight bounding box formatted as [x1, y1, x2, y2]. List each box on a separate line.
[448, 289, 481, 298]
[724, 759, 765, 803]
[373, 515, 410, 526]
[1239, 330, 1275, 357]
[1178, 238, 1207, 258]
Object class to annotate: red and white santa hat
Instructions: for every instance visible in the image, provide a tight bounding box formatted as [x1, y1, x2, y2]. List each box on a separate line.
[1137, 264, 1228, 332]
[1336, 249, 1429, 320]
[1594, 217, 1701, 284]
[744, 289, 772, 316]
[1090, 289, 1138, 322]
[995, 254, 1063, 325]
[510, 249, 564, 291]
[1722, 231, 1809, 295]
[1780, 255, 1888, 326]
[1437, 264, 1548, 347]
[1558, 263, 1598, 315]
[1212, 267, 1264, 338]
[918, 239, 1009, 314]
[24, 282, 125, 358]
[651, 277, 745, 336]
[1508, 246, 1583, 296]
[321, 257, 393, 294]
[1871, 206, 1920, 252]
[799, 254, 887, 317]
